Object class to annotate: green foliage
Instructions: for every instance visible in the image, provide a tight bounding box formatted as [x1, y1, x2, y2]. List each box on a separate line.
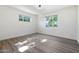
[46, 15, 57, 27]
[19, 15, 30, 22]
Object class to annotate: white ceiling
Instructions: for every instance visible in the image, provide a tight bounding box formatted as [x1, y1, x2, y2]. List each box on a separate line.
[11, 5, 75, 15]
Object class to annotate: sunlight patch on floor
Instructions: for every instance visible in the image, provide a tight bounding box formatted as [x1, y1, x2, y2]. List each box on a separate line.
[18, 42, 36, 52]
[18, 45, 29, 52]
[41, 39, 48, 43]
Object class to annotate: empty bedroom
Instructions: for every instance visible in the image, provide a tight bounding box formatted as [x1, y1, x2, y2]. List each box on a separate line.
[0, 5, 79, 53]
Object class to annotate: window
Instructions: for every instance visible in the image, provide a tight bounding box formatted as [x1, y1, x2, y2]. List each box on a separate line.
[46, 15, 58, 27]
[19, 15, 30, 22]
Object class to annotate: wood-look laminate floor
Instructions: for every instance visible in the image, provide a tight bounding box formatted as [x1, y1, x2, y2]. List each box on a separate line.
[0, 33, 79, 53]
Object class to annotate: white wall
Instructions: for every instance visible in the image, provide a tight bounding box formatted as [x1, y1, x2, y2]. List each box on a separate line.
[0, 6, 77, 41]
[0, 6, 37, 40]
[38, 6, 77, 40]
[77, 6, 79, 42]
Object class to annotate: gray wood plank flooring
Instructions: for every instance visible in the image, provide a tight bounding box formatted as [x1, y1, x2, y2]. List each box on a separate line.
[0, 33, 79, 53]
